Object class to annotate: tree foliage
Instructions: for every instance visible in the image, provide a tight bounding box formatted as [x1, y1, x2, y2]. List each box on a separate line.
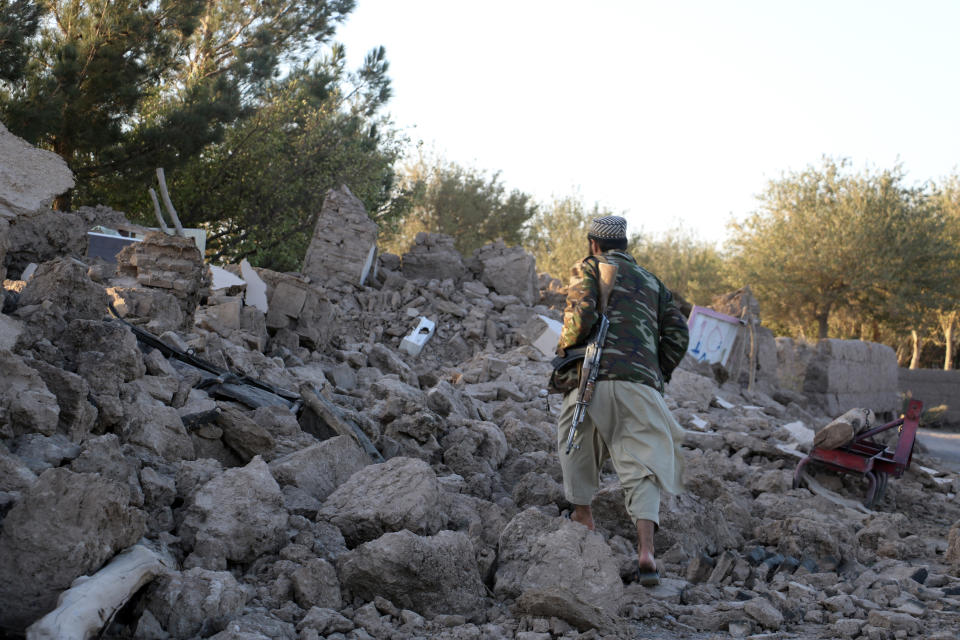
[385, 155, 537, 256]
[523, 195, 601, 281]
[630, 228, 730, 306]
[727, 158, 957, 340]
[163, 51, 403, 271]
[0, 0, 356, 209]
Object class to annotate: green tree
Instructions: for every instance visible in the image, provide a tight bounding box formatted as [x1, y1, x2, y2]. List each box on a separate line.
[728, 158, 957, 341]
[0, 0, 42, 82]
[387, 155, 537, 256]
[0, 0, 356, 209]
[630, 227, 730, 307]
[523, 195, 605, 281]
[157, 49, 403, 271]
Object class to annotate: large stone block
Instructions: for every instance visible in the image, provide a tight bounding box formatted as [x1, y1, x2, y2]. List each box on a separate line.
[0, 121, 74, 220]
[337, 530, 485, 618]
[318, 457, 444, 547]
[471, 240, 538, 305]
[494, 508, 622, 614]
[302, 185, 378, 286]
[400, 232, 466, 282]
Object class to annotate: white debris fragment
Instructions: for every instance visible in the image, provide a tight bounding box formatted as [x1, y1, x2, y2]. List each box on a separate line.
[209, 265, 246, 291]
[713, 396, 735, 410]
[240, 259, 268, 313]
[400, 316, 436, 357]
[688, 416, 710, 431]
[781, 420, 815, 446]
[525, 314, 563, 358]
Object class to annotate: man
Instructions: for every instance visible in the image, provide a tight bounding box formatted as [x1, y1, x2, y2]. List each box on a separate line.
[556, 215, 688, 586]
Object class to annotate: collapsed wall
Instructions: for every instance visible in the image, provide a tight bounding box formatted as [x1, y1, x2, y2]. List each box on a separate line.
[777, 338, 899, 417]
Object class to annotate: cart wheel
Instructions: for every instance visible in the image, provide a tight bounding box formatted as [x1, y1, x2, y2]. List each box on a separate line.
[875, 472, 888, 503]
[863, 471, 879, 508]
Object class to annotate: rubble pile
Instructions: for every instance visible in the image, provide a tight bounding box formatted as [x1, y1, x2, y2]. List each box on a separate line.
[1, 126, 960, 640]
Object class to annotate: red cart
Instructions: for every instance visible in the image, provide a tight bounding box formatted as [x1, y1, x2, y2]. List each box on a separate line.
[792, 399, 923, 508]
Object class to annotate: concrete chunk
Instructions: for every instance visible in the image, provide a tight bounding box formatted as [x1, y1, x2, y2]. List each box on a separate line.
[302, 185, 378, 286]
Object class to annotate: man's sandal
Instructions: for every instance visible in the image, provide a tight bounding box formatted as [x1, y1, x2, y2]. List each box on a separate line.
[636, 567, 660, 587]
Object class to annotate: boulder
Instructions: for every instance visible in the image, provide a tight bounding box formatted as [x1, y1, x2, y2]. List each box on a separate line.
[269, 435, 370, 501]
[471, 240, 538, 305]
[0, 349, 59, 438]
[0, 468, 146, 630]
[178, 457, 288, 565]
[0, 120, 74, 220]
[291, 558, 342, 610]
[145, 568, 247, 639]
[494, 508, 623, 614]
[14, 257, 109, 337]
[338, 530, 485, 618]
[401, 233, 466, 282]
[318, 457, 444, 547]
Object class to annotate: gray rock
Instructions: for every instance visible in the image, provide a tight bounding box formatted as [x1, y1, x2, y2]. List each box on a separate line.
[401, 233, 467, 282]
[494, 508, 623, 614]
[338, 529, 485, 618]
[179, 456, 288, 564]
[513, 586, 618, 633]
[318, 457, 444, 547]
[216, 404, 276, 461]
[511, 472, 564, 509]
[23, 357, 97, 440]
[743, 597, 784, 630]
[270, 435, 370, 501]
[0, 468, 146, 630]
[123, 397, 196, 462]
[0, 349, 59, 437]
[367, 343, 418, 387]
[0, 442, 36, 492]
[292, 558, 342, 610]
[442, 420, 509, 479]
[0, 120, 74, 219]
[297, 607, 354, 635]
[145, 568, 247, 639]
[472, 240, 538, 306]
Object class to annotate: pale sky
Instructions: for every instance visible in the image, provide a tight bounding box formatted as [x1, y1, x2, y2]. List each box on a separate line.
[335, 0, 960, 245]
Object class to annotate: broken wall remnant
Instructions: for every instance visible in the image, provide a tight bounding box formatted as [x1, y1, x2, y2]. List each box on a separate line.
[5, 206, 128, 279]
[898, 368, 960, 425]
[116, 231, 208, 330]
[0, 121, 75, 220]
[778, 338, 899, 416]
[401, 232, 467, 282]
[470, 240, 539, 306]
[302, 185, 378, 287]
[256, 269, 336, 350]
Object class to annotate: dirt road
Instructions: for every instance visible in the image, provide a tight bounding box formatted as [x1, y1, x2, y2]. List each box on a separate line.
[918, 428, 960, 473]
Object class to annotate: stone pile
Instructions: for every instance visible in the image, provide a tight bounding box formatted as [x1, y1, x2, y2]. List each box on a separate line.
[1, 124, 959, 640]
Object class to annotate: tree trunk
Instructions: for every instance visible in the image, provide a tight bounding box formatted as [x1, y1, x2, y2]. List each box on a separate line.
[910, 329, 923, 369]
[816, 313, 830, 340]
[945, 318, 955, 370]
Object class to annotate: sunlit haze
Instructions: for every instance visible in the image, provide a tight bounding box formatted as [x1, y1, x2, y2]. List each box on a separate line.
[336, 1, 960, 245]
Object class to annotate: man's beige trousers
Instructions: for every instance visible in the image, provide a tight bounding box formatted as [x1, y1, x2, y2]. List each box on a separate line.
[557, 380, 685, 525]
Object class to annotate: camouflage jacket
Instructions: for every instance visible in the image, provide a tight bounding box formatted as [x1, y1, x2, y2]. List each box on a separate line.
[556, 250, 689, 393]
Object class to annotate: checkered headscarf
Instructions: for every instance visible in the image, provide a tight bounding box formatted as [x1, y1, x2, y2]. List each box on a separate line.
[587, 215, 627, 240]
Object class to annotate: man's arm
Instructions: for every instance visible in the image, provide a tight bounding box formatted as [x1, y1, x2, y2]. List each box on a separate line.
[556, 257, 600, 356]
[657, 286, 689, 382]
